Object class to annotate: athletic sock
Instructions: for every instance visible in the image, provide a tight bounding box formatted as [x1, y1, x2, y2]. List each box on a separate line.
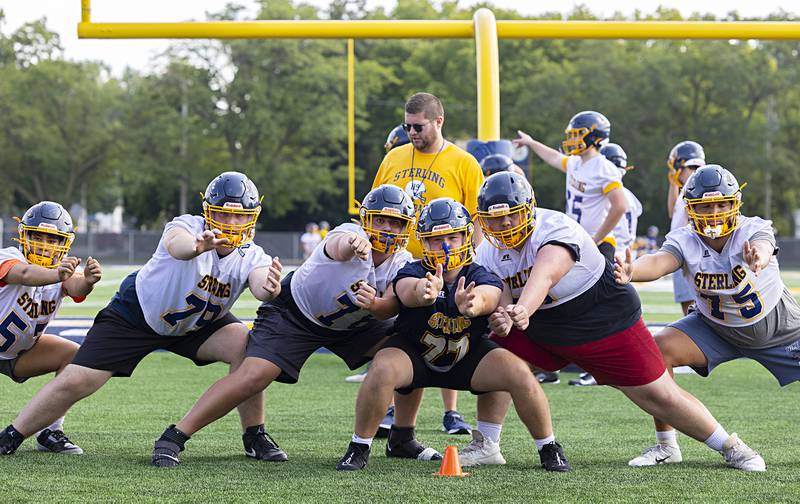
[476, 421, 502, 444]
[656, 429, 678, 447]
[158, 424, 191, 450]
[534, 434, 555, 451]
[704, 424, 729, 452]
[352, 434, 373, 447]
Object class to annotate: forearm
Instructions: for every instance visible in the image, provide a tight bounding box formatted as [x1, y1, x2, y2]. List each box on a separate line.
[593, 205, 626, 243]
[530, 140, 567, 172]
[63, 273, 94, 297]
[630, 254, 676, 282]
[5, 264, 61, 286]
[516, 277, 552, 316]
[667, 183, 678, 218]
[325, 235, 355, 262]
[368, 296, 400, 320]
[165, 231, 201, 260]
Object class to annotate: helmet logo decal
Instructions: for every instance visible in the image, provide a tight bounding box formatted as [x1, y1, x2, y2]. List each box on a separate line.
[432, 224, 453, 232]
[488, 203, 510, 214]
[222, 202, 244, 209]
[381, 207, 401, 214]
[37, 223, 58, 230]
[702, 191, 723, 198]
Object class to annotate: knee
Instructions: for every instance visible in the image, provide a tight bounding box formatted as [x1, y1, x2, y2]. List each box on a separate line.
[235, 361, 277, 396]
[56, 367, 105, 398]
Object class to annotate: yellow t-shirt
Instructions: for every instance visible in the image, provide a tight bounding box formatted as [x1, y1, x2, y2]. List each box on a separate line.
[372, 141, 484, 258]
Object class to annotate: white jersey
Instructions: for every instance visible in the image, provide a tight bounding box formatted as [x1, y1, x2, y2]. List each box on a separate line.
[291, 223, 412, 331]
[670, 187, 689, 231]
[136, 215, 270, 336]
[662, 216, 782, 327]
[475, 208, 606, 308]
[613, 188, 643, 253]
[0, 248, 68, 359]
[564, 154, 624, 240]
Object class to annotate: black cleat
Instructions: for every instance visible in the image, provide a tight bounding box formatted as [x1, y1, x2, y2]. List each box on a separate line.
[35, 429, 83, 455]
[152, 440, 182, 468]
[243, 425, 288, 462]
[0, 425, 24, 455]
[386, 437, 442, 461]
[539, 441, 571, 472]
[535, 371, 561, 385]
[336, 441, 370, 471]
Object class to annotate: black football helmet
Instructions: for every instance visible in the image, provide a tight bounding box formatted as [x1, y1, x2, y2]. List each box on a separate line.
[202, 171, 261, 248]
[599, 142, 631, 177]
[561, 111, 611, 155]
[476, 172, 536, 249]
[480, 153, 514, 177]
[683, 164, 743, 239]
[360, 184, 415, 254]
[417, 198, 474, 271]
[384, 125, 410, 153]
[667, 140, 705, 186]
[16, 201, 75, 268]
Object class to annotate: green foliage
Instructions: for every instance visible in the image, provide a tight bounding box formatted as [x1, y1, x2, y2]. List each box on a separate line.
[1, 1, 799, 234]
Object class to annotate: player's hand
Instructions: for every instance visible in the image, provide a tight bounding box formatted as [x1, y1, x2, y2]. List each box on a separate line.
[348, 232, 371, 261]
[455, 276, 478, 317]
[667, 166, 679, 186]
[489, 306, 513, 338]
[261, 257, 282, 300]
[354, 281, 377, 310]
[83, 256, 102, 285]
[743, 240, 763, 277]
[614, 248, 634, 284]
[194, 229, 230, 254]
[505, 303, 530, 331]
[512, 130, 535, 149]
[57, 256, 80, 282]
[421, 263, 444, 305]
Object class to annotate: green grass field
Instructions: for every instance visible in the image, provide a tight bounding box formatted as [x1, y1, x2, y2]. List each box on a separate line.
[4, 266, 800, 502]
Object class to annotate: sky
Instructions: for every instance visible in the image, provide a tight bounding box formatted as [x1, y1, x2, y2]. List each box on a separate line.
[2, 0, 795, 75]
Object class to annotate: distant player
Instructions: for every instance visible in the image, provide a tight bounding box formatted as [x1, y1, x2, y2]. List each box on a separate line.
[383, 124, 410, 152]
[618, 164, 784, 471]
[0, 172, 284, 465]
[667, 141, 706, 315]
[0, 202, 101, 455]
[336, 197, 569, 472]
[462, 171, 763, 471]
[479, 153, 527, 178]
[149, 185, 445, 467]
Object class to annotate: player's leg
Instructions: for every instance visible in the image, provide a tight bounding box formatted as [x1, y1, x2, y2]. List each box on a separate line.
[471, 348, 570, 472]
[337, 347, 415, 471]
[458, 391, 511, 467]
[12, 334, 84, 454]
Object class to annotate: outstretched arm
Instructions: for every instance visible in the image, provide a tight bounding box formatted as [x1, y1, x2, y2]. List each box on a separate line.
[513, 130, 568, 173]
[615, 248, 680, 284]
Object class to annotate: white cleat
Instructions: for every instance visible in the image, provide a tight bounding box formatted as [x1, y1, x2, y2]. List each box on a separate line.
[628, 443, 682, 467]
[459, 430, 506, 467]
[721, 433, 766, 472]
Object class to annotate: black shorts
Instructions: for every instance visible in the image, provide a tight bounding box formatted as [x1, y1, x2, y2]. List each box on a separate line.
[246, 273, 392, 384]
[597, 241, 615, 262]
[0, 355, 27, 383]
[381, 333, 500, 395]
[71, 306, 241, 377]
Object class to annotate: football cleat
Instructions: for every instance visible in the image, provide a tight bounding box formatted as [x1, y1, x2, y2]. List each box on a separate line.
[0, 425, 24, 455]
[535, 371, 560, 385]
[344, 369, 369, 383]
[442, 410, 472, 435]
[35, 429, 83, 455]
[152, 440, 182, 468]
[721, 434, 766, 472]
[375, 405, 394, 439]
[459, 430, 506, 467]
[568, 372, 597, 387]
[336, 441, 371, 471]
[243, 425, 288, 462]
[386, 429, 442, 461]
[628, 443, 683, 466]
[539, 441, 572, 472]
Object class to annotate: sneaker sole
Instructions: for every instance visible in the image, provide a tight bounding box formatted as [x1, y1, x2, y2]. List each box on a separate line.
[460, 455, 506, 467]
[442, 426, 472, 435]
[35, 442, 83, 455]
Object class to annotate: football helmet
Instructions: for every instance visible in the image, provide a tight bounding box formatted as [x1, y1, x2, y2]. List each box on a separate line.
[667, 140, 705, 187]
[476, 172, 536, 249]
[15, 201, 75, 268]
[202, 171, 261, 248]
[384, 125, 410, 153]
[683, 164, 743, 239]
[417, 198, 474, 271]
[599, 142, 632, 177]
[480, 153, 515, 177]
[561, 111, 610, 155]
[360, 184, 415, 254]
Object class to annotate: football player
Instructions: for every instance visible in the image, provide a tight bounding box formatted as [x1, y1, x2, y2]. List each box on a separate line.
[336, 197, 569, 472]
[666, 141, 706, 315]
[0, 172, 284, 464]
[0, 202, 100, 454]
[384, 124, 410, 153]
[479, 153, 526, 178]
[150, 185, 445, 467]
[618, 164, 785, 471]
[460, 171, 763, 471]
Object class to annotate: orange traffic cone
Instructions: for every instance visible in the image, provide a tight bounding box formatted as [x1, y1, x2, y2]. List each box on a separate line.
[433, 445, 469, 477]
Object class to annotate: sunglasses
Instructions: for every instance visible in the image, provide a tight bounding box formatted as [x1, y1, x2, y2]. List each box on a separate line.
[402, 121, 432, 133]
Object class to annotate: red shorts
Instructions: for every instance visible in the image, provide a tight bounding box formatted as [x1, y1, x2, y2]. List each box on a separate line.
[492, 318, 666, 387]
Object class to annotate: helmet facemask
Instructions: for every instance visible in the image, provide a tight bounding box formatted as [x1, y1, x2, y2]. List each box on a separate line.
[476, 202, 536, 250]
[360, 207, 415, 254]
[418, 223, 474, 271]
[684, 191, 743, 239]
[202, 200, 261, 248]
[16, 222, 74, 268]
[562, 126, 603, 155]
